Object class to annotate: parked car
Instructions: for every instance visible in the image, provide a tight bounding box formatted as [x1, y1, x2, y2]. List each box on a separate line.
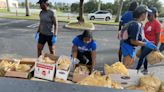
[88, 10, 112, 21]
[159, 17, 164, 23]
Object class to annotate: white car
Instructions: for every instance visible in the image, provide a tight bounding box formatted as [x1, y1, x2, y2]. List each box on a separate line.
[88, 10, 112, 21]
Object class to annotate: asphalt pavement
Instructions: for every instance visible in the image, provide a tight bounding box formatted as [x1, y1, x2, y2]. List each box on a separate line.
[0, 18, 164, 80]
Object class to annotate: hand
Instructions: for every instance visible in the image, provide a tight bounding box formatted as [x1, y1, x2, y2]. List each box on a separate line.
[145, 41, 157, 50]
[35, 32, 39, 42]
[51, 35, 57, 45]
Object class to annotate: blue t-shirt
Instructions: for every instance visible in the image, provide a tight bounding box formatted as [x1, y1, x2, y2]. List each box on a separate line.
[72, 35, 97, 53]
[121, 11, 133, 25]
[124, 22, 145, 46]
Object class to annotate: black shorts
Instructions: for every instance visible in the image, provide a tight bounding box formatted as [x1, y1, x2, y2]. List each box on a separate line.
[77, 51, 92, 65]
[38, 33, 53, 46]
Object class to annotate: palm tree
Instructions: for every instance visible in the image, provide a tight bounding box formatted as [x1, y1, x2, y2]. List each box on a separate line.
[115, 0, 123, 22]
[25, 0, 30, 16]
[98, 0, 101, 11]
[6, 0, 10, 12]
[79, 0, 84, 22]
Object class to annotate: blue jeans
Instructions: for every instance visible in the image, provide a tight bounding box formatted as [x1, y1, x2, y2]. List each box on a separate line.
[136, 46, 153, 70]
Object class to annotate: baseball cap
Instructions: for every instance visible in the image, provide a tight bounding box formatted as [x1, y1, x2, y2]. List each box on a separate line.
[82, 30, 92, 38]
[149, 7, 158, 16]
[37, 0, 48, 4]
[135, 5, 152, 14]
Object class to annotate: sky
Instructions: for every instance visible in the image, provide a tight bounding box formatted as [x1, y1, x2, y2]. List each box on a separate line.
[17, 0, 164, 6]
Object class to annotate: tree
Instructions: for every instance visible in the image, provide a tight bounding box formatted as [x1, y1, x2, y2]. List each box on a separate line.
[71, 3, 79, 13]
[79, 0, 84, 22]
[25, 0, 30, 16]
[115, 0, 123, 22]
[6, 0, 10, 12]
[84, 0, 98, 13]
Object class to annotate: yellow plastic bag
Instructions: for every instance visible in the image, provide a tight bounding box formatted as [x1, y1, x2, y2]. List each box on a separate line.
[127, 85, 155, 92]
[78, 71, 112, 88]
[104, 62, 129, 76]
[147, 51, 164, 65]
[139, 75, 161, 92]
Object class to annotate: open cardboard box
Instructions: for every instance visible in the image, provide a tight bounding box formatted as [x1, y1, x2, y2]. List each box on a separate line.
[34, 54, 59, 81]
[4, 58, 36, 79]
[72, 64, 91, 82]
[55, 56, 72, 81]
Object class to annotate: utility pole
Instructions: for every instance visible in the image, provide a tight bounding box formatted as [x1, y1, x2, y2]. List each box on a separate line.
[115, 0, 124, 22]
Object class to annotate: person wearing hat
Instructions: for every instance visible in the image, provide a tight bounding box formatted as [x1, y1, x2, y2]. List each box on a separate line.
[35, 0, 58, 57]
[121, 5, 157, 69]
[144, 7, 160, 46]
[72, 30, 97, 70]
[118, 1, 138, 62]
[136, 7, 161, 74]
[136, 7, 160, 74]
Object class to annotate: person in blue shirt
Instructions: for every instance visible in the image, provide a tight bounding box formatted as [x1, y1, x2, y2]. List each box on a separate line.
[121, 5, 156, 68]
[72, 30, 97, 70]
[118, 1, 138, 62]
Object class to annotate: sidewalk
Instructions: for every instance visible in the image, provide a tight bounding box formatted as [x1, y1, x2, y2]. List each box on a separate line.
[148, 62, 164, 80]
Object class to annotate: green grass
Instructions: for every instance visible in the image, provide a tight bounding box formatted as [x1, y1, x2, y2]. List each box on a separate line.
[65, 21, 95, 30]
[0, 12, 118, 25]
[0, 9, 8, 13]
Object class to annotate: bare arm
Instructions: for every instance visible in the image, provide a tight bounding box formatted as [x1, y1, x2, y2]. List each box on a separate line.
[72, 45, 78, 58]
[37, 24, 40, 32]
[52, 15, 58, 35]
[91, 51, 96, 69]
[155, 33, 160, 46]
[130, 39, 146, 46]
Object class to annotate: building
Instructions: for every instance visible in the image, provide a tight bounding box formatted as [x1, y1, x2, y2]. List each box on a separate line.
[0, 0, 6, 8]
[0, 0, 18, 9]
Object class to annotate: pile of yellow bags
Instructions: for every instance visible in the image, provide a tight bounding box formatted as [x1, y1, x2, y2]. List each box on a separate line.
[126, 75, 162, 92]
[57, 56, 71, 70]
[0, 60, 19, 76]
[159, 81, 164, 92]
[16, 64, 31, 72]
[74, 65, 90, 75]
[104, 62, 129, 76]
[147, 51, 164, 65]
[78, 71, 123, 89]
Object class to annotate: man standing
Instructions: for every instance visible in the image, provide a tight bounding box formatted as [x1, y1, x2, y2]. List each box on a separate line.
[36, 0, 58, 57]
[144, 7, 160, 46]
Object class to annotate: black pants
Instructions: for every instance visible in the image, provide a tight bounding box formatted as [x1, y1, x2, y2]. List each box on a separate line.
[136, 46, 153, 70]
[77, 51, 92, 65]
[159, 43, 164, 52]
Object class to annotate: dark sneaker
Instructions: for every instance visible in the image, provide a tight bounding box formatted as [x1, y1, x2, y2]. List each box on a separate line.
[141, 69, 148, 75]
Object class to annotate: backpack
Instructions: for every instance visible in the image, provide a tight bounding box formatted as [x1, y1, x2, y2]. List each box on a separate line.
[118, 21, 137, 40]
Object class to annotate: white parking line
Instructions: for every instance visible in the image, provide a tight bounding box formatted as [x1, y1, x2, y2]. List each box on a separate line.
[0, 20, 27, 26]
[27, 23, 39, 28]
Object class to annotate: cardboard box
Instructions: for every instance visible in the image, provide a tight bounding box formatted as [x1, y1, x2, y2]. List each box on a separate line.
[55, 56, 71, 81]
[34, 54, 59, 81]
[4, 59, 35, 79]
[72, 64, 91, 82]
